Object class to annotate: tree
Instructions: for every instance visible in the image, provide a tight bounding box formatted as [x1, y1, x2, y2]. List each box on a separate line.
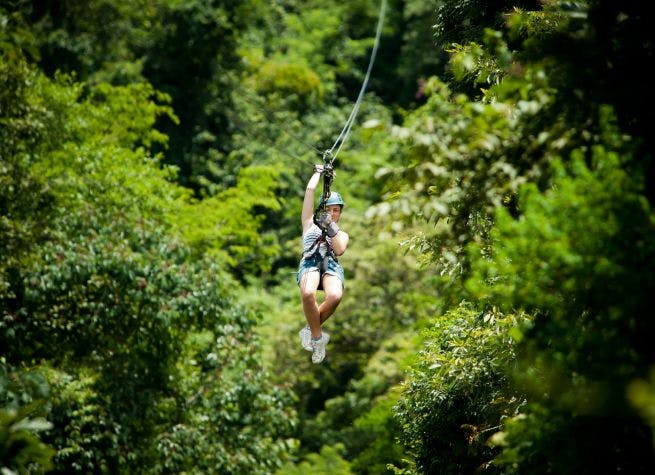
[468, 146, 655, 473]
[389, 1, 655, 472]
[1, 13, 60, 471]
[394, 304, 525, 474]
[0, 362, 55, 474]
[1, 15, 297, 471]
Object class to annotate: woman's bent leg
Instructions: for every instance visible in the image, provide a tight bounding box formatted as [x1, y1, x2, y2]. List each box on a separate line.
[319, 274, 343, 324]
[299, 270, 322, 338]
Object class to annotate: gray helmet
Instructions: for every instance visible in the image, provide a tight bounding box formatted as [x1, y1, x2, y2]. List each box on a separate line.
[319, 192, 345, 207]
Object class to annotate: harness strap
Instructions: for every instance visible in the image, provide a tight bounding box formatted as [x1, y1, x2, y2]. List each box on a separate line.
[302, 232, 338, 264]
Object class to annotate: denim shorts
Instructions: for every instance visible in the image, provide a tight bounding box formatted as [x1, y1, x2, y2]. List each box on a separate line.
[296, 255, 345, 289]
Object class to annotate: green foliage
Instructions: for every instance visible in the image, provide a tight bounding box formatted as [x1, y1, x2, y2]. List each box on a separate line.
[0, 361, 55, 474]
[388, 2, 655, 472]
[0, 60, 53, 305]
[370, 77, 531, 279]
[6, 69, 188, 236]
[151, 327, 297, 475]
[3, 213, 296, 473]
[301, 332, 418, 467]
[9, 0, 655, 473]
[140, 0, 248, 190]
[433, 0, 541, 48]
[2, 14, 297, 472]
[447, 29, 512, 90]
[1, 21, 58, 471]
[393, 304, 526, 474]
[500, 0, 655, 181]
[375, 0, 651, 286]
[276, 443, 354, 475]
[371, 0, 447, 106]
[488, 400, 655, 474]
[349, 386, 407, 475]
[21, 0, 160, 82]
[468, 145, 653, 352]
[466, 146, 655, 473]
[628, 368, 655, 440]
[271, 0, 377, 86]
[174, 164, 283, 276]
[250, 59, 324, 111]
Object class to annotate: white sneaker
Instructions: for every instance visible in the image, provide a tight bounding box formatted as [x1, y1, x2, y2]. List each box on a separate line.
[311, 332, 330, 364]
[298, 325, 312, 352]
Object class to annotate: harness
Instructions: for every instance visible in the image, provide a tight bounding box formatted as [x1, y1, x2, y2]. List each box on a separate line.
[302, 230, 338, 276]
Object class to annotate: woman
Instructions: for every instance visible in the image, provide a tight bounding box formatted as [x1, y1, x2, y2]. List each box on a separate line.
[297, 165, 349, 364]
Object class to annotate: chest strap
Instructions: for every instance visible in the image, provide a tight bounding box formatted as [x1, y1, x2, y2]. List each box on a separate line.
[303, 232, 338, 263]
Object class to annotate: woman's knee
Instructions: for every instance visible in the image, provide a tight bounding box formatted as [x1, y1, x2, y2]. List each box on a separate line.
[325, 294, 342, 310]
[301, 288, 317, 303]
[299, 271, 319, 299]
[323, 285, 343, 304]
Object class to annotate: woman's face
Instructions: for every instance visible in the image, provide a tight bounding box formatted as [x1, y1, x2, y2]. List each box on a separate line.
[326, 204, 342, 222]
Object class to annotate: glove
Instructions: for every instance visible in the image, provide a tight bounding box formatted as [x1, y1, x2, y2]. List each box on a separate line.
[325, 221, 340, 238]
[316, 212, 340, 237]
[313, 164, 324, 174]
[316, 212, 331, 228]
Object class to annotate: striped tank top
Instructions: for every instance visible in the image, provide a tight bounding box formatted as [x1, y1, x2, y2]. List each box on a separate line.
[301, 224, 332, 259]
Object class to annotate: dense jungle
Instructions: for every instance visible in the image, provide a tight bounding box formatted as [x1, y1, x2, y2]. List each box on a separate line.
[2, 0, 655, 473]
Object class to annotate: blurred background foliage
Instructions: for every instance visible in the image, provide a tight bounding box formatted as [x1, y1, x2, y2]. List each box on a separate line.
[1, 0, 654, 473]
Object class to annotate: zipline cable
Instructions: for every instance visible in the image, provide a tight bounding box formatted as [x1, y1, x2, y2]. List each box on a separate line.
[316, 0, 386, 216]
[324, 0, 387, 166]
[225, 0, 387, 202]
